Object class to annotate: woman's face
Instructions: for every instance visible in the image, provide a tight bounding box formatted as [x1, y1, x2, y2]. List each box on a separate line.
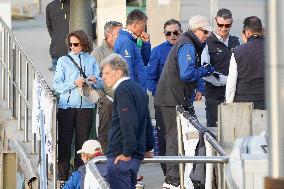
[69, 36, 82, 55]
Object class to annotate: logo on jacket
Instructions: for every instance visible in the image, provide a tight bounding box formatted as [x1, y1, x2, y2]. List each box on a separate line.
[124, 50, 131, 58]
[186, 54, 191, 62]
[217, 48, 223, 53]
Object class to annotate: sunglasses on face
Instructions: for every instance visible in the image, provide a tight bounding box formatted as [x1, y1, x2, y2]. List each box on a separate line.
[164, 30, 180, 36]
[69, 42, 80, 47]
[217, 23, 232, 28]
[200, 29, 210, 35]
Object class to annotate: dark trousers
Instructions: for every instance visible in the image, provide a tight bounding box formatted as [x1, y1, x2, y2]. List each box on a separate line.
[97, 96, 113, 153]
[106, 157, 141, 189]
[205, 96, 224, 127]
[57, 108, 93, 180]
[158, 106, 180, 180]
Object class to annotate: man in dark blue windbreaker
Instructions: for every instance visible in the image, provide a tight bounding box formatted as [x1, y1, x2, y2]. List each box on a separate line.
[114, 9, 150, 92]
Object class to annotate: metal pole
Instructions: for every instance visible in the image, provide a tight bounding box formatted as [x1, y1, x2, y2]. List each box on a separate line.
[24, 61, 29, 142]
[53, 103, 58, 189]
[266, 0, 284, 178]
[18, 51, 22, 130]
[7, 33, 10, 109]
[1, 27, 5, 99]
[12, 44, 16, 118]
[176, 112, 184, 189]
[210, 0, 218, 25]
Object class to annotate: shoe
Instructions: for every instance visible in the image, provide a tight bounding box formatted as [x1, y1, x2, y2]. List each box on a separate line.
[162, 176, 180, 189]
[137, 175, 143, 181]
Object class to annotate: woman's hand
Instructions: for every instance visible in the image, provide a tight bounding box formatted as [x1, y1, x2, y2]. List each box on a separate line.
[74, 77, 85, 87]
[87, 76, 97, 85]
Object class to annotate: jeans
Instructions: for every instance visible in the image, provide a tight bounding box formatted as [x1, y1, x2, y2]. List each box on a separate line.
[106, 157, 141, 189]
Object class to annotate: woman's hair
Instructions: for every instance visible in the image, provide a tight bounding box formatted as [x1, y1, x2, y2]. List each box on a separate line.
[65, 30, 93, 53]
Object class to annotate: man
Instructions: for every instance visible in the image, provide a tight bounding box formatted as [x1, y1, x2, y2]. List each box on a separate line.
[62, 140, 104, 188]
[91, 21, 123, 152]
[201, 8, 240, 127]
[101, 53, 153, 189]
[114, 9, 150, 92]
[46, 0, 70, 71]
[155, 15, 215, 188]
[226, 16, 265, 109]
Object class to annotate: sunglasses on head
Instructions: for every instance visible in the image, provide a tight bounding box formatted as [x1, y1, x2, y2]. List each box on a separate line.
[69, 42, 80, 47]
[164, 30, 180, 36]
[217, 23, 232, 28]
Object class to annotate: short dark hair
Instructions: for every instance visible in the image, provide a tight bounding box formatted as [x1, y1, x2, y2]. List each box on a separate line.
[126, 9, 148, 26]
[104, 21, 123, 38]
[163, 19, 181, 31]
[66, 30, 93, 53]
[216, 8, 232, 19]
[243, 16, 262, 34]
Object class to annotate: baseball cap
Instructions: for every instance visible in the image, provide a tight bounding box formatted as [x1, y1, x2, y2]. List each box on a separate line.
[188, 15, 214, 32]
[77, 140, 101, 154]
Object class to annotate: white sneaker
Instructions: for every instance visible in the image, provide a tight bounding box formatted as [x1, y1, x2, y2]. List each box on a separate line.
[162, 182, 180, 189]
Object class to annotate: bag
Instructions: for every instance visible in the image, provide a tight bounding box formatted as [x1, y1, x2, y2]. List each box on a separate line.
[67, 55, 100, 104]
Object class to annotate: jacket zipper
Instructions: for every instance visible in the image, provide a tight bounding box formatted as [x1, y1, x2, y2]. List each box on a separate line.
[67, 90, 71, 103]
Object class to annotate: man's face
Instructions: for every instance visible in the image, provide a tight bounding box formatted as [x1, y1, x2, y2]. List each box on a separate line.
[133, 20, 147, 37]
[215, 16, 232, 38]
[108, 26, 122, 48]
[102, 64, 122, 88]
[194, 28, 211, 43]
[164, 24, 181, 45]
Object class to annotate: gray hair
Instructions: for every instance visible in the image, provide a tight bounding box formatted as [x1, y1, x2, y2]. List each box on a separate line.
[104, 21, 123, 39]
[216, 8, 232, 19]
[126, 9, 148, 26]
[101, 53, 129, 77]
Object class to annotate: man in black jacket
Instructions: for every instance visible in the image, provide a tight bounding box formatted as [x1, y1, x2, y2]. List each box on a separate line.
[46, 0, 70, 71]
[101, 53, 153, 189]
[201, 8, 240, 127]
[226, 16, 265, 109]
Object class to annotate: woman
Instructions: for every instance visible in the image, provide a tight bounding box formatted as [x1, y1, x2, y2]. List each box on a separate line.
[53, 30, 103, 184]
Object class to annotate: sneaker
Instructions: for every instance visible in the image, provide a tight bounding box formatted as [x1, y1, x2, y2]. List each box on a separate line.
[162, 176, 180, 189]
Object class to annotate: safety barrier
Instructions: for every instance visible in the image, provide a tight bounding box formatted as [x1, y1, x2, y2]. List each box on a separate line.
[0, 16, 57, 188]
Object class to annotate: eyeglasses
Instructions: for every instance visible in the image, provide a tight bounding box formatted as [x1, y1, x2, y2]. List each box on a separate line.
[69, 42, 80, 47]
[164, 30, 180, 36]
[200, 29, 210, 35]
[217, 23, 232, 28]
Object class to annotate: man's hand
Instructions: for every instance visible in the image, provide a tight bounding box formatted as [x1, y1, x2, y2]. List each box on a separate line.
[144, 151, 154, 158]
[140, 31, 150, 42]
[194, 91, 203, 101]
[74, 77, 85, 87]
[114, 154, 131, 164]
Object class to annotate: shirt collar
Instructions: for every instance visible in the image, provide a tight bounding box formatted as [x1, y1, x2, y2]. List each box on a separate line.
[122, 28, 138, 39]
[112, 77, 130, 91]
[213, 31, 229, 46]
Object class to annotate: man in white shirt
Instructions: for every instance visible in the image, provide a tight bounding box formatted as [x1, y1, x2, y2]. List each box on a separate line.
[201, 8, 240, 127]
[225, 16, 265, 109]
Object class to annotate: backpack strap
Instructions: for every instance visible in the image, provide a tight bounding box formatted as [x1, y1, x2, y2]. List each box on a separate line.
[67, 55, 87, 78]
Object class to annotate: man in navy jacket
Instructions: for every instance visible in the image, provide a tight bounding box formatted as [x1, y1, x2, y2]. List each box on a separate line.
[101, 53, 153, 189]
[114, 9, 150, 92]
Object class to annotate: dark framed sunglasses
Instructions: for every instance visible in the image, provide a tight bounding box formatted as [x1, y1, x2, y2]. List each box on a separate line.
[69, 42, 80, 47]
[164, 30, 180, 36]
[217, 23, 232, 28]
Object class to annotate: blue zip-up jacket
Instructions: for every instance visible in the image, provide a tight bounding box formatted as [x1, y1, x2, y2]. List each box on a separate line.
[114, 29, 150, 92]
[53, 51, 103, 109]
[147, 41, 173, 95]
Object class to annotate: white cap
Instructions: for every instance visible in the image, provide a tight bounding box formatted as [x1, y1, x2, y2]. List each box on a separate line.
[77, 140, 101, 154]
[188, 15, 214, 31]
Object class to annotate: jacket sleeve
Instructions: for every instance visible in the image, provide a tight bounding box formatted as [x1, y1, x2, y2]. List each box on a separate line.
[147, 47, 159, 95]
[62, 171, 80, 189]
[141, 41, 151, 66]
[115, 87, 139, 157]
[177, 44, 210, 82]
[45, 4, 53, 38]
[225, 53, 238, 103]
[53, 57, 77, 94]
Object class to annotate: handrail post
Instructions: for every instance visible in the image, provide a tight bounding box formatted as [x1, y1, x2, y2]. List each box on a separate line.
[24, 60, 29, 142]
[7, 33, 10, 108]
[1, 26, 5, 100]
[17, 50, 22, 130]
[53, 102, 58, 189]
[12, 43, 16, 118]
[176, 109, 185, 189]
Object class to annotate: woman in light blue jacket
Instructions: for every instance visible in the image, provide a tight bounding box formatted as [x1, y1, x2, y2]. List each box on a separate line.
[53, 30, 103, 184]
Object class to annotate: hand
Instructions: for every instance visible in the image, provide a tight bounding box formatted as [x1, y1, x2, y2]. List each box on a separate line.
[140, 31, 150, 42]
[194, 91, 203, 101]
[74, 77, 85, 87]
[144, 151, 154, 158]
[203, 63, 215, 75]
[87, 76, 97, 84]
[114, 154, 131, 164]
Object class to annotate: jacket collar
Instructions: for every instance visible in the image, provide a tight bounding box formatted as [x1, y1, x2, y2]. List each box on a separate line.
[101, 40, 112, 51]
[183, 30, 203, 55]
[112, 77, 130, 91]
